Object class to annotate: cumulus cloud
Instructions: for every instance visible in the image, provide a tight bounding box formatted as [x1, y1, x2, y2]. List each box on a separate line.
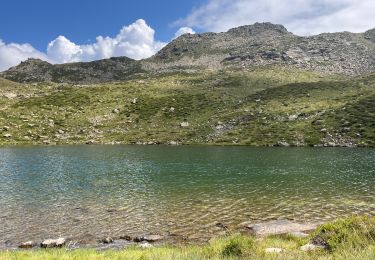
[0, 19, 167, 71]
[177, 0, 375, 35]
[46, 19, 166, 63]
[0, 39, 49, 71]
[174, 27, 196, 38]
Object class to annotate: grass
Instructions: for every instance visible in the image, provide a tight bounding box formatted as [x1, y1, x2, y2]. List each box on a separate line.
[3, 216, 375, 259]
[0, 67, 373, 147]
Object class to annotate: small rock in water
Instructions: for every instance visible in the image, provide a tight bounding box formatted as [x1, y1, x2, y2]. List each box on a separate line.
[215, 222, 228, 229]
[265, 247, 283, 253]
[300, 243, 325, 251]
[141, 235, 164, 242]
[101, 237, 114, 244]
[41, 238, 66, 248]
[19, 241, 37, 249]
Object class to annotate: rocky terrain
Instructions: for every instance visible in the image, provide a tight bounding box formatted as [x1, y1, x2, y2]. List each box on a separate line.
[0, 23, 373, 147]
[1, 23, 374, 84]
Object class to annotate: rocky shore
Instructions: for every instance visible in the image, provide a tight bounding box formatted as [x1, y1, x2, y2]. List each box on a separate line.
[3, 219, 326, 252]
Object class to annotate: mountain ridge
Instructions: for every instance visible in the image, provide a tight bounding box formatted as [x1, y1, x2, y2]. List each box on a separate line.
[1, 22, 375, 83]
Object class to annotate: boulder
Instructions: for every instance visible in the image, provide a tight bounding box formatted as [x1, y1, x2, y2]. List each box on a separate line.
[41, 238, 66, 248]
[246, 220, 319, 236]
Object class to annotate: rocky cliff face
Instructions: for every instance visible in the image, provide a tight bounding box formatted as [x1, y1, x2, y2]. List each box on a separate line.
[1, 23, 374, 83]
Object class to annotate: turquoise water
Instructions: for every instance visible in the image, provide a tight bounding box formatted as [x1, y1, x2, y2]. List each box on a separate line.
[0, 146, 374, 244]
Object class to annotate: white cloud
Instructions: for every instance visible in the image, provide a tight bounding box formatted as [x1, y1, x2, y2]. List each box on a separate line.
[177, 0, 375, 35]
[0, 19, 168, 71]
[0, 40, 49, 71]
[174, 27, 196, 38]
[47, 19, 166, 63]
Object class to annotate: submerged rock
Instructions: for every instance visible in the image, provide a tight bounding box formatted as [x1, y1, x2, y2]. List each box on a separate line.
[246, 219, 319, 236]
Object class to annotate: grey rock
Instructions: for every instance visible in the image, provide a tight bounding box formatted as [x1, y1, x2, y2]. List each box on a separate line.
[41, 238, 66, 248]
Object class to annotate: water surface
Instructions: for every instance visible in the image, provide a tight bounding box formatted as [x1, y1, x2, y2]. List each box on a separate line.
[0, 146, 374, 244]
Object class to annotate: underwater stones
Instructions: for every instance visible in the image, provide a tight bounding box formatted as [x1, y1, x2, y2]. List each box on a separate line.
[112, 108, 120, 114]
[3, 133, 12, 138]
[41, 238, 66, 248]
[246, 220, 318, 236]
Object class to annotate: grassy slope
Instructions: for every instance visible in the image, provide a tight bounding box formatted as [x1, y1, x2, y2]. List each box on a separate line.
[3, 216, 375, 260]
[0, 67, 373, 147]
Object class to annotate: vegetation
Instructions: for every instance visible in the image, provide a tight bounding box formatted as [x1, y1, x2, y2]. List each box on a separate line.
[3, 216, 375, 259]
[0, 67, 373, 147]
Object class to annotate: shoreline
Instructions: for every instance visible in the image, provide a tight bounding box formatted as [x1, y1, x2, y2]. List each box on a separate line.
[2, 216, 375, 259]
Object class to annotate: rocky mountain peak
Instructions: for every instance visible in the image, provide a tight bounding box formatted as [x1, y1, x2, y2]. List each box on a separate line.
[227, 22, 290, 36]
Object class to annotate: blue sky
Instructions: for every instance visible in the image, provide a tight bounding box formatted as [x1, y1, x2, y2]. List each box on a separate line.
[0, 0, 202, 50]
[0, 0, 374, 71]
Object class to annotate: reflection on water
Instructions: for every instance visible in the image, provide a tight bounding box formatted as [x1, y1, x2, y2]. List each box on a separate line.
[0, 146, 374, 244]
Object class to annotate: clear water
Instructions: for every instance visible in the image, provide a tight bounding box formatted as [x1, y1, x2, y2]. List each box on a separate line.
[0, 146, 374, 244]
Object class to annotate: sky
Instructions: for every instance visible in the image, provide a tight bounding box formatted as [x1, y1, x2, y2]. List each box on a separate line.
[0, 0, 374, 71]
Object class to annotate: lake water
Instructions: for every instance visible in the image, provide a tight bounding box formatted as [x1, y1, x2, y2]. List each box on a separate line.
[0, 146, 374, 245]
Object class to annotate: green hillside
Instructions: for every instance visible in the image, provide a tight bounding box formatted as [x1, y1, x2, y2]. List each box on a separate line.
[0, 66, 373, 147]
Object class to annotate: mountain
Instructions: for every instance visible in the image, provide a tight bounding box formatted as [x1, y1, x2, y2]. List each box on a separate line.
[0, 23, 374, 147]
[1, 23, 374, 84]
